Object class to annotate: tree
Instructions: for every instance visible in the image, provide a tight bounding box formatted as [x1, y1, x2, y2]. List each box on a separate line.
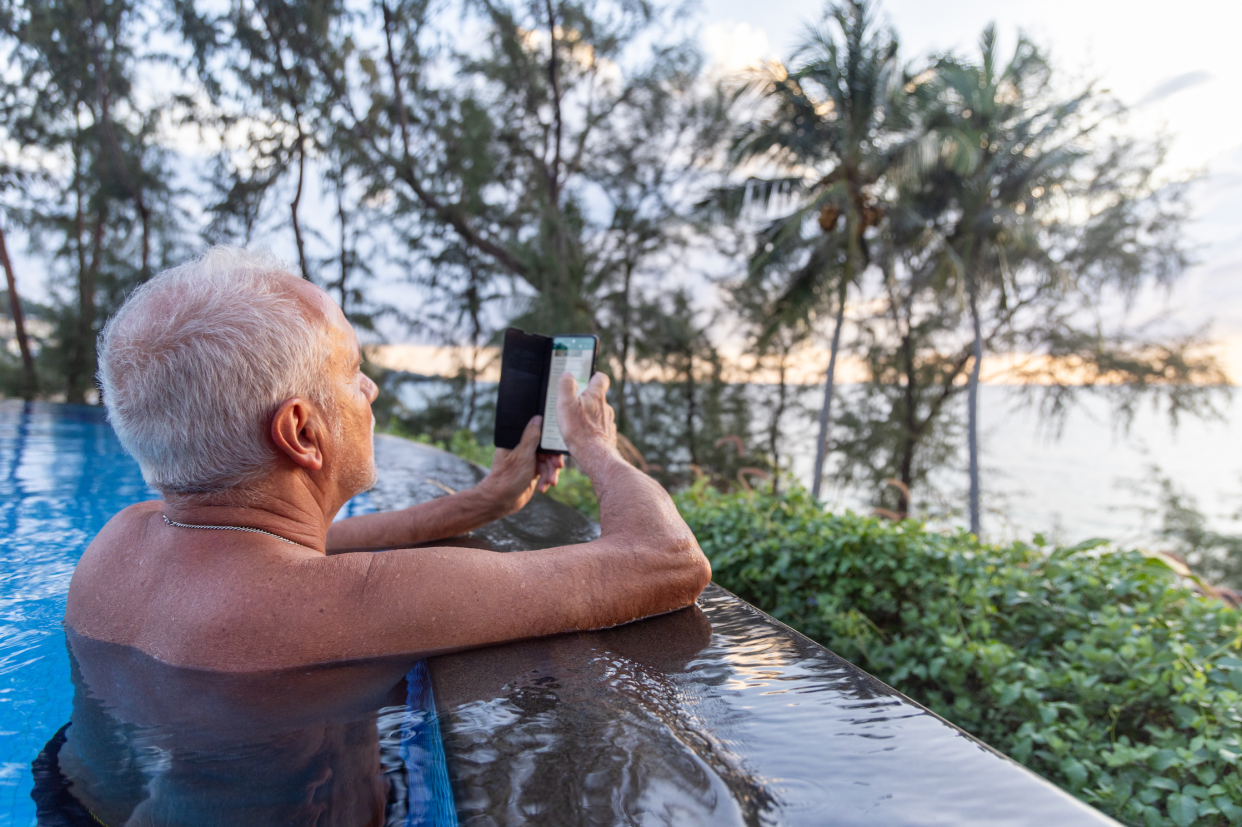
[180, 0, 349, 281]
[0, 208, 37, 398]
[713, 0, 922, 500]
[924, 28, 1221, 534]
[0, 49, 38, 397]
[925, 27, 1090, 534]
[727, 274, 811, 494]
[828, 26, 1224, 521]
[176, 0, 733, 440]
[4, 0, 180, 402]
[626, 287, 766, 488]
[1136, 467, 1242, 590]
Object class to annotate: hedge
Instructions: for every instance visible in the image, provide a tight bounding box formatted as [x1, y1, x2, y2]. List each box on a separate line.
[674, 482, 1242, 827]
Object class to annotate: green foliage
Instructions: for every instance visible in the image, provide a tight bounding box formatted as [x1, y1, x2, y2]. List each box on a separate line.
[446, 429, 497, 469]
[675, 483, 1242, 827]
[543, 466, 599, 522]
[0, 347, 26, 398]
[619, 289, 770, 488]
[382, 423, 492, 465]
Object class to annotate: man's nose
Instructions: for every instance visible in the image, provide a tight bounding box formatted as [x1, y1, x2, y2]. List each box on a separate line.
[364, 374, 379, 402]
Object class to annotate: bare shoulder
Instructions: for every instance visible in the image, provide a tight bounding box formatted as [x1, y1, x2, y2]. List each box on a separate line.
[77, 500, 164, 563]
[108, 500, 165, 524]
[65, 501, 164, 629]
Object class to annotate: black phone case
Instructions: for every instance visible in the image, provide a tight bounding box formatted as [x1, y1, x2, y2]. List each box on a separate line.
[493, 328, 597, 454]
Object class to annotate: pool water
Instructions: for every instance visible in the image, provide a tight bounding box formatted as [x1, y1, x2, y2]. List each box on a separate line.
[0, 402, 377, 826]
[0, 403, 151, 824]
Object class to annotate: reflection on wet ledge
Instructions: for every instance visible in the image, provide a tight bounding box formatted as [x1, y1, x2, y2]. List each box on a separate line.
[40, 435, 1118, 826]
[428, 586, 1118, 826]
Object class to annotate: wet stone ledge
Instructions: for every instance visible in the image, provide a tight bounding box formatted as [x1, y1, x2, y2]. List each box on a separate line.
[372, 435, 1119, 826]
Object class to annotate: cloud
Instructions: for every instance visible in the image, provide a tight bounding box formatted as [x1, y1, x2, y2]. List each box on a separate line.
[1135, 70, 1213, 107]
[703, 21, 773, 77]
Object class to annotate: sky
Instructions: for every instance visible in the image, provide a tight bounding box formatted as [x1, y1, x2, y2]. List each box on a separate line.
[10, 0, 1238, 378]
[699, 0, 1242, 378]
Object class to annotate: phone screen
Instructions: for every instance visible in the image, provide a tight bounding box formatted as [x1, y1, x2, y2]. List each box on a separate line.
[541, 335, 596, 452]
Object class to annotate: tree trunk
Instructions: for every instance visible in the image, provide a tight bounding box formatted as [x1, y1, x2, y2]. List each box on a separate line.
[0, 223, 37, 399]
[769, 346, 788, 496]
[685, 354, 697, 466]
[336, 174, 349, 310]
[543, 0, 563, 202]
[811, 292, 846, 500]
[291, 124, 309, 280]
[616, 260, 633, 434]
[66, 135, 100, 405]
[466, 278, 482, 431]
[466, 340, 478, 431]
[897, 326, 917, 518]
[967, 280, 983, 536]
[68, 216, 103, 405]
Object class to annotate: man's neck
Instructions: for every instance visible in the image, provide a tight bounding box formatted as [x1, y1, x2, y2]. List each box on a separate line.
[162, 470, 344, 553]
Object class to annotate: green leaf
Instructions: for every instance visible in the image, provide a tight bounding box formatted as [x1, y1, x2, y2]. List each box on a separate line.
[1152, 750, 1180, 772]
[1061, 760, 1088, 789]
[1166, 793, 1199, 827]
[998, 683, 1022, 706]
[1213, 796, 1242, 822]
[1194, 766, 1219, 787]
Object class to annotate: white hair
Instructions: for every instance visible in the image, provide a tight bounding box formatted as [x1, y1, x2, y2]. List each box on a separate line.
[98, 247, 337, 496]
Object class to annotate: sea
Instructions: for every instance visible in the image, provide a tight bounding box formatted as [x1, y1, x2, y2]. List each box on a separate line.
[402, 379, 1242, 548]
[783, 384, 1242, 548]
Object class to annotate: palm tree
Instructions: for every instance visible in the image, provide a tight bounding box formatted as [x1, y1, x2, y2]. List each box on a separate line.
[718, 0, 922, 500]
[925, 27, 1088, 534]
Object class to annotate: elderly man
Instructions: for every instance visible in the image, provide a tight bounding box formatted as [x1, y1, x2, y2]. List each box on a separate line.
[65, 247, 711, 671]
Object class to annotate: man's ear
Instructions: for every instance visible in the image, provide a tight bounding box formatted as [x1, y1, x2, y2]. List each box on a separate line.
[270, 398, 326, 472]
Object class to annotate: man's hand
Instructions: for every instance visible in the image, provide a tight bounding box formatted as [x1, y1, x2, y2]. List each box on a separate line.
[555, 372, 621, 475]
[479, 416, 565, 519]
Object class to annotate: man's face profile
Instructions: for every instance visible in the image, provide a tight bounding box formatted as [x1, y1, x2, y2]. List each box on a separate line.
[290, 276, 380, 500]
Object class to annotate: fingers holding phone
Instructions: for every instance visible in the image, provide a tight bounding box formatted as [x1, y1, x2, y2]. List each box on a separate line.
[481, 415, 544, 516]
[536, 451, 565, 493]
[555, 372, 618, 468]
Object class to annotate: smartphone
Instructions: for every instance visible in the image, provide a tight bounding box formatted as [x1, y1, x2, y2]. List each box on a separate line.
[539, 335, 598, 453]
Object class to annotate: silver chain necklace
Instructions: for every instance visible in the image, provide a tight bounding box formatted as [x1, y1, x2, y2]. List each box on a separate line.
[162, 514, 306, 547]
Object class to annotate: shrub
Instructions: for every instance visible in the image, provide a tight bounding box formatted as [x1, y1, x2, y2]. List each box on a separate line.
[674, 482, 1242, 827]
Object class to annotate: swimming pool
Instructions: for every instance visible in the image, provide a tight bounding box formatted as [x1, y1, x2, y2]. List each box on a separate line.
[1, 401, 1119, 826]
[0, 403, 152, 824]
[0, 402, 381, 825]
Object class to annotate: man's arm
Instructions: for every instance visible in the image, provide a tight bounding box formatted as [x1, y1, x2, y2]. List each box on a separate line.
[338, 372, 709, 655]
[224, 372, 712, 670]
[325, 417, 564, 551]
